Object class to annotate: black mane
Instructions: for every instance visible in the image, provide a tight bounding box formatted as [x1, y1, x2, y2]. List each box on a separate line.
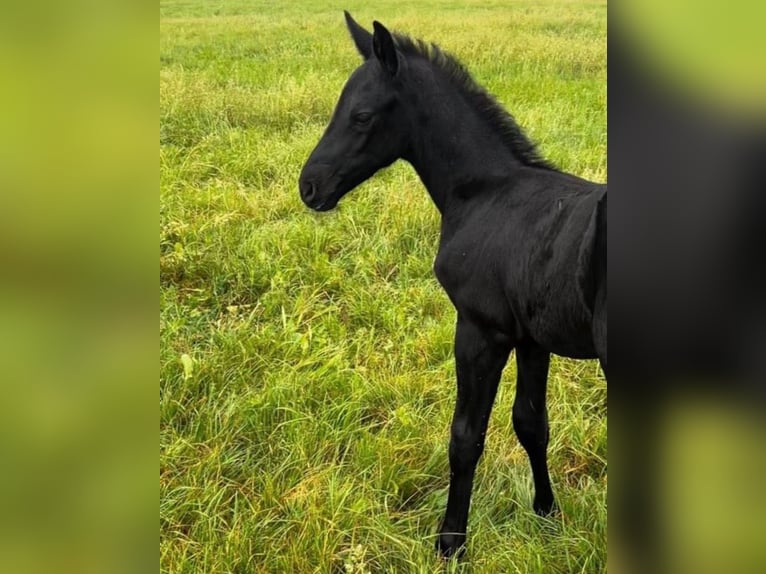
[392, 32, 557, 171]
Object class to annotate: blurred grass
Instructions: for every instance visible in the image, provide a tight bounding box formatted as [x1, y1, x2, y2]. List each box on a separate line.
[160, 1, 606, 572]
[0, 2, 155, 574]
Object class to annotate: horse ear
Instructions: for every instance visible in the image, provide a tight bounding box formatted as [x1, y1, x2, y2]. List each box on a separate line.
[344, 11, 372, 60]
[372, 20, 399, 76]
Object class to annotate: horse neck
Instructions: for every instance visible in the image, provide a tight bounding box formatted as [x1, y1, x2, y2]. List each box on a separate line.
[402, 65, 523, 214]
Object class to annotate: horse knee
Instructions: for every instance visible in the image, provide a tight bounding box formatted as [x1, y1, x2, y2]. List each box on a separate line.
[512, 402, 548, 451]
[449, 420, 483, 472]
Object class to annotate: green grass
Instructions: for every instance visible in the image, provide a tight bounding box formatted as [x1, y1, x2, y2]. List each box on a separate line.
[160, 1, 606, 572]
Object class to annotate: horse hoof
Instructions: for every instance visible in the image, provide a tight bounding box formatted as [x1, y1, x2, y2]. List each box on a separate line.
[436, 532, 467, 560]
[533, 495, 556, 517]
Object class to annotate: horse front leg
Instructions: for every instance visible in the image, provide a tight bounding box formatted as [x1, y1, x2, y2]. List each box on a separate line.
[436, 317, 512, 559]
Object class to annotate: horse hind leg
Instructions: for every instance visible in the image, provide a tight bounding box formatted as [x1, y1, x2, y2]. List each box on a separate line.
[512, 343, 555, 515]
[593, 281, 607, 376]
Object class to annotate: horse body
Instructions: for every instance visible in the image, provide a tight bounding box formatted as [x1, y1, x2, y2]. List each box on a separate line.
[299, 12, 606, 558]
[433, 173, 605, 360]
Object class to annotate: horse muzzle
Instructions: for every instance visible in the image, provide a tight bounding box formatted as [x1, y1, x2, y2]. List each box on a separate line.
[299, 164, 343, 211]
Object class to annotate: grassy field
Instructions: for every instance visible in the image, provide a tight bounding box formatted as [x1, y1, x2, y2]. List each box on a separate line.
[160, 1, 606, 572]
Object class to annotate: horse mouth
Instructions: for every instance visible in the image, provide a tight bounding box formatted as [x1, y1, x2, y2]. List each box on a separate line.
[301, 169, 356, 212]
[313, 198, 338, 212]
[310, 187, 345, 212]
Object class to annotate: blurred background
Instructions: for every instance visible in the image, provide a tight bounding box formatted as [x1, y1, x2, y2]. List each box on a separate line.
[610, 0, 766, 572]
[0, 1, 155, 573]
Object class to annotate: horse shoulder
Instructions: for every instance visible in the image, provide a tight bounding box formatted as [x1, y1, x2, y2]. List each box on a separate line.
[433, 219, 516, 333]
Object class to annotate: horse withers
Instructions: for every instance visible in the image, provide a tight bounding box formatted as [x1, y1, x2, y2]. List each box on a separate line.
[299, 12, 607, 559]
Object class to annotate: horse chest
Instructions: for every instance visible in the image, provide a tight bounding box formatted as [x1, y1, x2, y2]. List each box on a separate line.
[433, 246, 473, 294]
[433, 239, 510, 329]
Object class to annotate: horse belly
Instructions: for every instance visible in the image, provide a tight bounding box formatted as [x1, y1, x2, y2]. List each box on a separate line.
[539, 331, 597, 359]
[526, 307, 597, 359]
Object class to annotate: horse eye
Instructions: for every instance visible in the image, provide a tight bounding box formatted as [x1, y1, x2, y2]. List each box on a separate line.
[353, 112, 372, 125]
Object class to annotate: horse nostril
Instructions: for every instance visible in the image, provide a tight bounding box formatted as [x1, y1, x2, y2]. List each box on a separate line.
[300, 179, 317, 203]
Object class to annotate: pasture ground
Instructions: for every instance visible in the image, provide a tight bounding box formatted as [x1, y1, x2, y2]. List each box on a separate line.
[160, 1, 606, 572]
